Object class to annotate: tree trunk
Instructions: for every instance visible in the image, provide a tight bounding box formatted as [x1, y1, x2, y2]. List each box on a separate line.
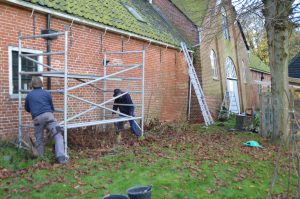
[262, 0, 294, 140]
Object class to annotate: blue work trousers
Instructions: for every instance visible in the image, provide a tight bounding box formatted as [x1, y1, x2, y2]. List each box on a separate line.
[115, 115, 140, 138]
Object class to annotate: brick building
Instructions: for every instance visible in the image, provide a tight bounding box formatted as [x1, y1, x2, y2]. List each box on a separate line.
[0, 0, 267, 140]
[0, 0, 201, 139]
[172, 0, 255, 121]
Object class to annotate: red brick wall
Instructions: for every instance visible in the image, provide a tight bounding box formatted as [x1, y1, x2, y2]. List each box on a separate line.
[0, 2, 189, 139]
[152, 0, 199, 45]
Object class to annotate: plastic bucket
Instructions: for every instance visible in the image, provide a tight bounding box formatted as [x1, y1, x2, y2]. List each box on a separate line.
[102, 195, 129, 199]
[127, 186, 152, 199]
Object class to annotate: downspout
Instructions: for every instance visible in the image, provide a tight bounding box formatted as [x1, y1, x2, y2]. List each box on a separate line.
[46, 14, 51, 90]
[188, 75, 192, 121]
[187, 51, 195, 121]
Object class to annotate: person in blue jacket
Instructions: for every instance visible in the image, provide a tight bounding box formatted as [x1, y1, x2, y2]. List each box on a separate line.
[112, 89, 140, 138]
[25, 76, 68, 164]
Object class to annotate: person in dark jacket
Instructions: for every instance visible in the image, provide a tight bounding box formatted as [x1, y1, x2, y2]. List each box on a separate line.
[25, 76, 68, 164]
[112, 89, 140, 138]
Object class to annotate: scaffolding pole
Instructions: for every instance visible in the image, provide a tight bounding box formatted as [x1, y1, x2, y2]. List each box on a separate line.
[18, 32, 22, 148]
[18, 31, 145, 157]
[63, 31, 68, 157]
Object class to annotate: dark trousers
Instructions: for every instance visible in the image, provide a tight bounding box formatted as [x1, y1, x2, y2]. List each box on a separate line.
[114, 115, 140, 137]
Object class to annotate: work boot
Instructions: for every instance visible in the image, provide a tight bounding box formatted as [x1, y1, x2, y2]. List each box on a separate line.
[116, 134, 122, 144]
[56, 156, 69, 164]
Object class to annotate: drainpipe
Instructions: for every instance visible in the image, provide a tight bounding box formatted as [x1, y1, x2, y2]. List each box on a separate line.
[46, 14, 51, 90]
[187, 52, 194, 121]
[188, 78, 192, 121]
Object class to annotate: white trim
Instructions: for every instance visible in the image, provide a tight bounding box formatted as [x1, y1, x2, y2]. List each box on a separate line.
[8, 46, 43, 98]
[225, 57, 237, 79]
[2, 0, 179, 50]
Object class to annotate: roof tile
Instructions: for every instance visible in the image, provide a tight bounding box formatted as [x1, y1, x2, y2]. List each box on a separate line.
[22, 0, 184, 46]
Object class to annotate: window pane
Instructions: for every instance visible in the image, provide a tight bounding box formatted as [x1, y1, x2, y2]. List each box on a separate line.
[221, 7, 230, 40]
[12, 51, 38, 94]
[225, 57, 237, 79]
[242, 61, 247, 83]
[210, 50, 218, 79]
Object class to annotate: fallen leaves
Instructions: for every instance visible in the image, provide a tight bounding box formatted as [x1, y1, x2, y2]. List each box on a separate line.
[33, 176, 65, 192]
[1, 121, 291, 197]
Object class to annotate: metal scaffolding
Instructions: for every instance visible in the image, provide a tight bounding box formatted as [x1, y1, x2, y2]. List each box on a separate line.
[18, 31, 145, 157]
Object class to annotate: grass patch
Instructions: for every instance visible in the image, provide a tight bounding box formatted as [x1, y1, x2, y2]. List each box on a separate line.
[0, 118, 298, 198]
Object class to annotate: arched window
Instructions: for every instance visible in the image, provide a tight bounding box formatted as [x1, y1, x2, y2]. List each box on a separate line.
[225, 57, 236, 79]
[225, 57, 240, 113]
[221, 7, 230, 40]
[241, 60, 247, 83]
[210, 50, 218, 79]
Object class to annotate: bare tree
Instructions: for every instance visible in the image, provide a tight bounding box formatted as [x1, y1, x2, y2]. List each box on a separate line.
[261, 0, 294, 140]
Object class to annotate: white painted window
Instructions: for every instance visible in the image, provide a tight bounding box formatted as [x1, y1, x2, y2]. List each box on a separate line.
[198, 27, 203, 45]
[8, 46, 43, 98]
[241, 60, 247, 83]
[225, 57, 237, 79]
[221, 7, 230, 40]
[210, 49, 218, 79]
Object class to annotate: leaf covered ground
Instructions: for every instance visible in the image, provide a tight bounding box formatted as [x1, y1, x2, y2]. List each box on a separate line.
[0, 119, 298, 198]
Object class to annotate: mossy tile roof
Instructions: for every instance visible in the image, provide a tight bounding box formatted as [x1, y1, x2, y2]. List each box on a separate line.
[23, 0, 185, 46]
[249, 52, 270, 73]
[171, 0, 209, 26]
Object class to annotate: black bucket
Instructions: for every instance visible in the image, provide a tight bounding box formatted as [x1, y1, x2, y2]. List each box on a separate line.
[127, 185, 152, 199]
[102, 195, 129, 199]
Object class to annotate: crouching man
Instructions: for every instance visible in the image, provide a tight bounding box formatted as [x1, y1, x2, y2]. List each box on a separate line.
[112, 89, 140, 139]
[25, 76, 68, 164]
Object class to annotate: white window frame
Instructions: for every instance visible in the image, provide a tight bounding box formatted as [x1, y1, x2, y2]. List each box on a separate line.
[225, 57, 237, 79]
[8, 46, 43, 98]
[198, 27, 203, 45]
[210, 49, 219, 80]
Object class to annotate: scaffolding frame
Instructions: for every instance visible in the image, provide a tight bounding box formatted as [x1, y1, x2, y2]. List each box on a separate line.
[18, 31, 145, 157]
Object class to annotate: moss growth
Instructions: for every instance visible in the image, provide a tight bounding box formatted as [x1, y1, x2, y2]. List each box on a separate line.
[24, 0, 184, 46]
[249, 52, 270, 73]
[172, 0, 209, 26]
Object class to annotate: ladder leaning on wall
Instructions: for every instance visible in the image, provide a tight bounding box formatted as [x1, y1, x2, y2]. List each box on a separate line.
[180, 42, 214, 126]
